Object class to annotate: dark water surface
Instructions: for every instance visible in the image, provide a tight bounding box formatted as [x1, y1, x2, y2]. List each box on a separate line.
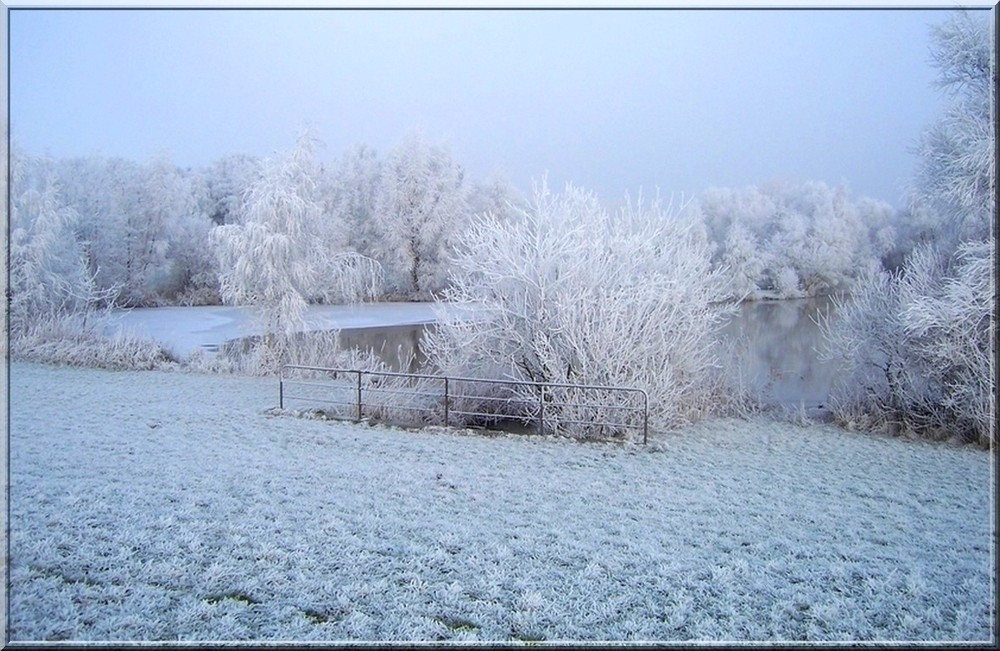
[718, 296, 838, 409]
[336, 297, 839, 409]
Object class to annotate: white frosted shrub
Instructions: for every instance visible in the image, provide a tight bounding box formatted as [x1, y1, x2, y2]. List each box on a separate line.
[821, 239, 995, 446]
[900, 238, 995, 445]
[424, 180, 734, 439]
[12, 312, 177, 371]
[820, 268, 931, 434]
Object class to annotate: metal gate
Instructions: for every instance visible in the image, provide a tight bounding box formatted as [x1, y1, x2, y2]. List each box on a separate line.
[279, 365, 650, 443]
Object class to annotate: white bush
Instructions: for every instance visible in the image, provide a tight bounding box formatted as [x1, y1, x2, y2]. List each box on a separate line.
[821, 238, 995, 446]
[12, 312, 177, 371]
[900, 239, 995, 445]
[423, 180, 734, 439]
[820, 267, 931, 434]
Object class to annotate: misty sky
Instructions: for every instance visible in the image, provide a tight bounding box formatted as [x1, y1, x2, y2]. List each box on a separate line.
[9, 6, 991, 207]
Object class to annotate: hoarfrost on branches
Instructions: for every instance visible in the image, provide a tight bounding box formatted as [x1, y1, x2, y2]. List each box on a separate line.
[821, 10, 995, 447]
[211, 131, 382, 371]
[424, 179, 734, 437]
[699, 181, 893, 299]
[372, 130, 470, 299]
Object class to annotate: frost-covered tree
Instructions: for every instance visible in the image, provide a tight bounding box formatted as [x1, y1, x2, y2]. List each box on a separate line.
[468, 173, 525, 224]
[165, 169, 219, 305]
[722, 220, 770, 300]
[203, 153, 262, 226]
[424, 180, 733, 437]
[50, 153, 216, 306]
[699, 181, 895, 299]
[324, 142, 383, 264]
[911, 11, 995, 245]
[822, 11, 995, 446]
[53, 155, 141, 301]
[372, 131, 470, 299]
[212, 132, 382, 369]
[8, 151, 108, 336]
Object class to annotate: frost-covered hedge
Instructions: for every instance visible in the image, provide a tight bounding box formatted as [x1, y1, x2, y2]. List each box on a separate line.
[820, 239, 994, 447]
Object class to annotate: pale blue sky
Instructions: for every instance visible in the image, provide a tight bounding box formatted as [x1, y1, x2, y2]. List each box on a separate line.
[9, 7, 990, 206]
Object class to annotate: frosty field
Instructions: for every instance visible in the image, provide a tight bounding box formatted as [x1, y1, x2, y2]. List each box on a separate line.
[6, 362, 995, 643]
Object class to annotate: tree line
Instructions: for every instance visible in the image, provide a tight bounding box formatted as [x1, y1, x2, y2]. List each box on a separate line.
[7, 12, 993, 445]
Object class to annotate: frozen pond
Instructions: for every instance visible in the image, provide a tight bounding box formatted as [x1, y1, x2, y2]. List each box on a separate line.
[103, 302, 447, 358]
[106, 298, 840, 408]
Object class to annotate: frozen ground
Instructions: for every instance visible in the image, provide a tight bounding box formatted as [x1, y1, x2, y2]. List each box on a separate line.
[101, 302, 453, 358]
[6, 362, 995, 642]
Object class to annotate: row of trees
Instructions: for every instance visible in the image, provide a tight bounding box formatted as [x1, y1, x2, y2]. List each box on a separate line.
[699, 181, 899, 299]
[10, 135, 918, 323]
[8, 130, 519, 334]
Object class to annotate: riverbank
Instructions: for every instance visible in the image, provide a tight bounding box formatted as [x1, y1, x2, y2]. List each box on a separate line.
[6, 362, 993, 642]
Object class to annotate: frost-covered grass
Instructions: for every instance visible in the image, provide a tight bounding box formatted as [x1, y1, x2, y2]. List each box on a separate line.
[7, 362, 995, 643]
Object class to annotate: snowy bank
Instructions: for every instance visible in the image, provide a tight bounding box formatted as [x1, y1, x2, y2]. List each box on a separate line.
[6, 363, 994, 642]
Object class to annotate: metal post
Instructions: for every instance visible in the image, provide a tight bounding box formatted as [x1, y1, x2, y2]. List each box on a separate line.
[538, 385, 545, 435]
[443, 377, 449, 427]
[279, 378, 284, 410]
[643, 392, 649, 445]
[356, 370, 363, 421]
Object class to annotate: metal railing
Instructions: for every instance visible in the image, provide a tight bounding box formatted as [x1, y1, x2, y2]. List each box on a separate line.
[279, 364, 650, 444]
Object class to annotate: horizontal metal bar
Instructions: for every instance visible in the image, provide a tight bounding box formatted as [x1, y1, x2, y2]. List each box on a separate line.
[283, 365, 445, 383]
[447, 393, 522, 404]
[363, 403, 438, 414]
[284, 380, 355, 390]
[448, 409, 522, 420]
[282, 396, 356, 408]
[541, 416, 632, 428]
[283, 364, 648, 398]
[538, 401, 644, 413]
[362, 387, 443, 400]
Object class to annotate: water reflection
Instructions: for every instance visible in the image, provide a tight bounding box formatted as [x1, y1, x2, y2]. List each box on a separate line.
[336, 324, 431, 373]
[718, 296, 838, 408]
[336, 297, 840, 409]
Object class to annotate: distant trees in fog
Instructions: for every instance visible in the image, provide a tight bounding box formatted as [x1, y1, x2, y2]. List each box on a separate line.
[9, 130, 520, 316]
[371, 130, 471, 299]
[699, 181, 897, 300]
[10, 135, 923, 320]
